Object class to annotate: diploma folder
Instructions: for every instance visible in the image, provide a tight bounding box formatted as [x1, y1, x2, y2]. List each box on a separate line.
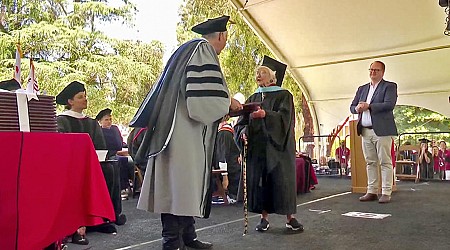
[229, 102, 261, 117]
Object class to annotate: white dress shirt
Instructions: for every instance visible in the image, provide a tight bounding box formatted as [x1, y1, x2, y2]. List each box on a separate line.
[360, 81, 380, 127]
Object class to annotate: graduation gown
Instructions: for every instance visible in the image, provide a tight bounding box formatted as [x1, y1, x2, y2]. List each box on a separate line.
[235, 87, 297, 215]
[215, 124, 241, 196]
[136, 38, 230, 218]
[102, 125, 123, 155]
[57, 111, 106, 150]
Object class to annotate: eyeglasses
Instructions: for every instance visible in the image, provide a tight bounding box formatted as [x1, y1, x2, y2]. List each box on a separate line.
[368, 69, 381, 72]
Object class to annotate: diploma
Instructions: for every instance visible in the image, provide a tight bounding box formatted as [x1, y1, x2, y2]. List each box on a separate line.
[229, 102, 261, 117]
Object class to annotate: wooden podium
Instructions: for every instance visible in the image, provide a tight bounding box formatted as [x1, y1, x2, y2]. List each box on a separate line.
[349, 120, 367, 193]
[349, 120, 396, 193]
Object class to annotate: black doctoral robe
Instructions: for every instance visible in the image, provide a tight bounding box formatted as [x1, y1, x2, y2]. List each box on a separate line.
[234, 88, 297, 215]
[57, 115, 106, 150]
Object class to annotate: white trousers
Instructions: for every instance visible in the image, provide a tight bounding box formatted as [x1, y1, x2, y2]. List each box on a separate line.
[361, 128, 394, 195]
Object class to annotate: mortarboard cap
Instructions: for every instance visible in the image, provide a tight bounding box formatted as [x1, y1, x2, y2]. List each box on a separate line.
[191, 15, 230, 35]
[96, 108, 112, 121]
[56, 81, 86, 105]
[418, 138, 431, 144]
[0, 78, 21, 91]
[262, 55, 287, 86]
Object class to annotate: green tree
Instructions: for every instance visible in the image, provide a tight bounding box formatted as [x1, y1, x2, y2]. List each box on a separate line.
[0, 0, 164, 125]
[394, 105, 450, 142]
[177, 0, 303, 136]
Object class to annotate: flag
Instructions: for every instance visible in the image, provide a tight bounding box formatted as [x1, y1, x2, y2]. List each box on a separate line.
[26, 58, 39, 94]
[13, 44, 22, 84]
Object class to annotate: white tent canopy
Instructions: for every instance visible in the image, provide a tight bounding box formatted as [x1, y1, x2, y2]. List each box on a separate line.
[230, 0, 450, 135]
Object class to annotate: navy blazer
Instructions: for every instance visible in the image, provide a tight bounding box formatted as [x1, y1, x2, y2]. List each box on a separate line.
[350, 79, 398, 136]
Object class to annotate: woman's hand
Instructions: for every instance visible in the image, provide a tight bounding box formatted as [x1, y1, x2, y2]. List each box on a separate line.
[250, 108, 266, 119]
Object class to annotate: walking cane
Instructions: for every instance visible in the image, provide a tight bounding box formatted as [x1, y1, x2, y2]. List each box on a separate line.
[242, 141, 248, 236]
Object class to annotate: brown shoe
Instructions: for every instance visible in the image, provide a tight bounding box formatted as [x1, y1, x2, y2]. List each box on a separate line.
[359, 193, 378, 202]
[378, 195, 391, 203]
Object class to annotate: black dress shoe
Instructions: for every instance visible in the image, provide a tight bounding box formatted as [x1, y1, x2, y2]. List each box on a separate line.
[115, 214, 127, 226]
[96, 223, 117, 234]
[185, 239, 213, 249]
[71, 232, 89, 245]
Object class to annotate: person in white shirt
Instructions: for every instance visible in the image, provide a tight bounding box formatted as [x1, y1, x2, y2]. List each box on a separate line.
[350, 61, 398, 204]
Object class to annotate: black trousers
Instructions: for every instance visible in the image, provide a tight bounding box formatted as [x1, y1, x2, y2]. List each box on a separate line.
[118, 156, 134, 190]
[161, 213, 197, 250]
[100, 162, 122, 218]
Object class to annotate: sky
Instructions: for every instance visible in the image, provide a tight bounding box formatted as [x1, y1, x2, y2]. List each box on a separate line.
[99, 0, 184, 61]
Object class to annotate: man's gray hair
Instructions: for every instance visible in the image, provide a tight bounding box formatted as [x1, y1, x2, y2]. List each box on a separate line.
[202, 32, 221, 39]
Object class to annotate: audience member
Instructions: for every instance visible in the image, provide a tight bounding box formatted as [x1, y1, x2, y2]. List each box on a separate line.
[439, 141, 450, 180]
[432, 146, 444, 180]
[335, 140, 350, 175]
[214, 117, 241, 203]
[418, 139, 433, 180]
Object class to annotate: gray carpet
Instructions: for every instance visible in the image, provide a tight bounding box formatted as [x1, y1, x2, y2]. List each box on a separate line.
[67, 177, 450, 250]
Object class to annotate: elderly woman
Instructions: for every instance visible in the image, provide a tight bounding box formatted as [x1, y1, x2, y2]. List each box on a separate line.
[56, 81, 118, 244]
[234, 56, 303, 233]
[439, 141, 450, 180]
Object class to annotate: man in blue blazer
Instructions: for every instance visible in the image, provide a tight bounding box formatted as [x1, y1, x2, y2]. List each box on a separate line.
[350, 61, 398, 203]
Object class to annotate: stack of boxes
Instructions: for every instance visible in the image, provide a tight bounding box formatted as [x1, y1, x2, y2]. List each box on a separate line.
[0, 91, 57, 132]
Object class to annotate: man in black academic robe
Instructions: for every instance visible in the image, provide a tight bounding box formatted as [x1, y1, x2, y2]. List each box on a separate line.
[234, 56, 303, 232]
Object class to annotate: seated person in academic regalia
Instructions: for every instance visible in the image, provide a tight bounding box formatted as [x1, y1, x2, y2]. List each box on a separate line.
[95, 108, 124, 156]
[95, 108, 130, 216]
[55, 81, 119, 244]
[0, 78, 21, 91]
[96, 108, 134, 201]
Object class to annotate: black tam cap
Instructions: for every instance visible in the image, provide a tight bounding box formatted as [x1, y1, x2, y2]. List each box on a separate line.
[418, 138, 431, 144]
[191, 15, 230, 35]
[56, 81, 86, 105]
[262, 56, 287, 86]
[0, 78, 21, 91]
[96, 108, 112, 121]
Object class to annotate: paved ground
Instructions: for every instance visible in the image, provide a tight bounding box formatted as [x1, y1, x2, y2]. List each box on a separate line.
[67, 177, 450, 250]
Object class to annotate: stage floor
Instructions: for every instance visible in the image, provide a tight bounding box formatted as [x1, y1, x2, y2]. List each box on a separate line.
[67, 177, 450, 250]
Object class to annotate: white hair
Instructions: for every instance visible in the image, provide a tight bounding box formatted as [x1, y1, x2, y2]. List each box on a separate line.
[256, 65, 277, 83]
[202, 32, 220, 39]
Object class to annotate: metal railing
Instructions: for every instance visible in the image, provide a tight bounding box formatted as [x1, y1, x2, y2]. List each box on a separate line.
[299, 135, 341, 163]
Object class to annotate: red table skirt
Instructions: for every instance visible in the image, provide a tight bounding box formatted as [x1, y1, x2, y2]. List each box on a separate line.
[0, 132, 115, 250]
[296, 157, 318, 194]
